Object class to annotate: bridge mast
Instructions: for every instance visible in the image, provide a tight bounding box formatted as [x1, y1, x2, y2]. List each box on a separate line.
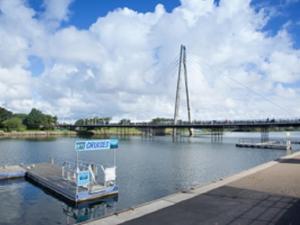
[173, 45, 192, 138]
[183, 45, 192, 136]
[173, 45, 183, 128]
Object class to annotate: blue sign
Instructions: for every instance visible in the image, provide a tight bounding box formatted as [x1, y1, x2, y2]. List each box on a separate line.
[75, 139, 119, 152]
[77, 171, 90, 187]
[110, 139, 119, 149]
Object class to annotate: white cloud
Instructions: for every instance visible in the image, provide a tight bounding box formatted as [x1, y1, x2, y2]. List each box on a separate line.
[0, 0, 300, 121]
[262, 51, 300, 83]
[42, 0, 73, 28]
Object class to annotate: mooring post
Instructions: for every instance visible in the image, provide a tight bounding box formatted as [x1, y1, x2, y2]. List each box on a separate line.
[211, 128, 216, 143]
[260, 127, 269, 143]
[210, 128, 223, 143]
[62, 165, 65, 179]
[286, 132, 292, 155]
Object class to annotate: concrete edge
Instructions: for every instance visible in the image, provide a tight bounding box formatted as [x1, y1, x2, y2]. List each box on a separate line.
[81, 150, 300, 225]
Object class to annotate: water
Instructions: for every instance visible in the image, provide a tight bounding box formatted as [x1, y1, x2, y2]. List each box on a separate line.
[0, 132, 297, 225]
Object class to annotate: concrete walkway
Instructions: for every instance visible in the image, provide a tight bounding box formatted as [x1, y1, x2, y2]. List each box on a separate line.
[84, 152, 300, 225]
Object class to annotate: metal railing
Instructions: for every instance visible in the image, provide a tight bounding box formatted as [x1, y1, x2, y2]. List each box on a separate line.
[60, 160, 107, 187]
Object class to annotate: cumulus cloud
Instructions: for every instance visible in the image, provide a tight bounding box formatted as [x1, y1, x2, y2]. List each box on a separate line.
[42, 0, 74, 28]
[0, 0, 300, 121]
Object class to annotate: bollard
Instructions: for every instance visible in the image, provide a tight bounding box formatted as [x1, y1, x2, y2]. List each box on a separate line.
[286, 132, 292, 155]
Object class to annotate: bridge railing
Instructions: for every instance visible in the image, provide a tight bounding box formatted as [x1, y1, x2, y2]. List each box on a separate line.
[58, 118, 300, 128]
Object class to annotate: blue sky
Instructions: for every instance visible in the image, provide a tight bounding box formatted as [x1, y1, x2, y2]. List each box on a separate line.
[68, 0, 181, 28]
[251, 0, 300, 48]
[27, 0, 300, 48]
[1, 0, 300, 120]
[29, 0, 181, 28]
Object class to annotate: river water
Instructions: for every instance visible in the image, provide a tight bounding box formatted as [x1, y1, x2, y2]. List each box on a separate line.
[0, 132, 298, 225]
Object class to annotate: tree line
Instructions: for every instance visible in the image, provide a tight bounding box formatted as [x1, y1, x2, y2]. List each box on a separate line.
[74, 117, 174, 126]
[0, 107, 57, 131]
[0, 106, 176, 131]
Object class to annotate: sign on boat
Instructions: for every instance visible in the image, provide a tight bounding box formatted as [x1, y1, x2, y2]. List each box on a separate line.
[75, 139, 119, 152]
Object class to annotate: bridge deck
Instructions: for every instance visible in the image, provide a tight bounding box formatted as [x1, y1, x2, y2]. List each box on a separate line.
[60, 120, 300, 130]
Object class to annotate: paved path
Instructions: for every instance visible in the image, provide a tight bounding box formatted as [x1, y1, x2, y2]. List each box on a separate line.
[85, 152, 300, 225]
[120, 187, 300, 225]
[229, 156, 300, 198]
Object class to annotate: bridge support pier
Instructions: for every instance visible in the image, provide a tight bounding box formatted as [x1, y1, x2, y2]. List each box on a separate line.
[172, 129, 177, 141]
[103, 127, 109, 137]
[142, 128, 154, 140]
[116, 127, 130, 140]
[172, 128, 185, 143]
[172, 129, 178, 142]
[211, 128, 223, 143]
[260, 127, 269, 143]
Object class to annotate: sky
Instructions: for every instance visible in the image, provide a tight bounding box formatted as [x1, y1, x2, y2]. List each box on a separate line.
[0, 0, 300, 122]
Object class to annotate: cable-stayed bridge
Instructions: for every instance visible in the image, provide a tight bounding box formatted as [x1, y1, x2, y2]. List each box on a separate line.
[59, 45, 299, 142]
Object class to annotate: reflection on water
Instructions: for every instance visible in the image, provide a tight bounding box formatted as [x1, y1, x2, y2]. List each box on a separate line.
[63, 197, 118, 224]
[0, 132, 298, 225]
[0, 178, 118, 225]
[26, 174, 118, 224]
[0, 137, 59, 142]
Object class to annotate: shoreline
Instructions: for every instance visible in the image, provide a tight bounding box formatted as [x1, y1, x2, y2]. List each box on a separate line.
[0, 130, 77, 138]
[0, 130, 143, 138]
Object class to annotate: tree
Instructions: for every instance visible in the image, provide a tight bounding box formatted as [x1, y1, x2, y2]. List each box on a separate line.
[24, 108, 57, 130]
[119, 119, 131, 125]
[104, 117, 111, 125]
[151, 118, 173, 124]
[43, 115, 57, 130]
[24, 108, 44, 129]
[75, 119, 85, 126]
[13, 113, 27, 122]
[2, 117, 26, 131]
[0, 107, 13, 125]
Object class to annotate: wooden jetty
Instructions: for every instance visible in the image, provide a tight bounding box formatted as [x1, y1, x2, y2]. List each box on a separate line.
[26, 163, 117, 203]
[26, 163, 81, 202]
[0, 165, 26, 180]
[0, 163, 118, 204]
[236, 142, 287, 150]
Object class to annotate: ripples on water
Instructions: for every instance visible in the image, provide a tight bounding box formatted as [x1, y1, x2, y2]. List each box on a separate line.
[0, 132, 298, 225]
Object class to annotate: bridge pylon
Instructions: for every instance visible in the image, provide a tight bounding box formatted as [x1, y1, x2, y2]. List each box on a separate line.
[173, 45, 193, 139]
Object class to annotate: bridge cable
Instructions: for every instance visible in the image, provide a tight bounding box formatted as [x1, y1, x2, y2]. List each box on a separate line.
[186, 54, 298, 118]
